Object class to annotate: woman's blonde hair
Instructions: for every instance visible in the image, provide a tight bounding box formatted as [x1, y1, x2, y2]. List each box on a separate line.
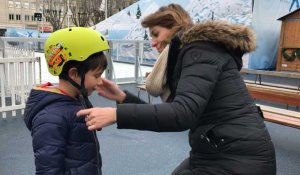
[141, 3, 193, 34]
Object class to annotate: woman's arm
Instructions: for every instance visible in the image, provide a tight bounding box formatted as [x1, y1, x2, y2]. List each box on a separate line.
[116, 47, 222, 131]
[78, 47, 222, 132]
[96, 78, 126, 103]
[97, 78, 147, 104]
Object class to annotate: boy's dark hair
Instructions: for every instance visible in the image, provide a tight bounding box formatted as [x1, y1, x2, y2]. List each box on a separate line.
[59, 51, 107, 80]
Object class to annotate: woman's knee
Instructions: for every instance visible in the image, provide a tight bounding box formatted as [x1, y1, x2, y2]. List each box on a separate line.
[171, 158, 191, 175]
[173, 169, 195, 175]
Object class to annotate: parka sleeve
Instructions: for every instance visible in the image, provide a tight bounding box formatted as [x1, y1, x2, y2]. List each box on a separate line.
[117, 47, 222, 132]
[122, 90, 147, 104]
[31, 111, 69, 175]
[169, 47, 222, 128]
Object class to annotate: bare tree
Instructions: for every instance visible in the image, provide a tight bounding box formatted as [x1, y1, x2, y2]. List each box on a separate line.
[70, 0, 103, 27]
[43, 0, 67, 31]
[90, 0, 105, 25]
[70, 0, 89, 27]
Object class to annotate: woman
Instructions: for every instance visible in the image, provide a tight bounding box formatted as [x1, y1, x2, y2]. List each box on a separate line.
[77, 4, 276, 175]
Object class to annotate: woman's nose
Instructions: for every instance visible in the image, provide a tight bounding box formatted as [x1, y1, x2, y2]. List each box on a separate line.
[151, 40, 157, 47]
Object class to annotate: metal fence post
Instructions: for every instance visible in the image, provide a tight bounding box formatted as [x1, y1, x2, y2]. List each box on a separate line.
[135, 41, 140, 83]
[105, 41, 114, 81]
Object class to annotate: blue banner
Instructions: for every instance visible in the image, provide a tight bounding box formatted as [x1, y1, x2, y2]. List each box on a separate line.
[5, 28, 50, 38]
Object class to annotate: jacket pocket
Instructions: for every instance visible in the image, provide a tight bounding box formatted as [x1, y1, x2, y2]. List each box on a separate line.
[189, 124, 219, 154]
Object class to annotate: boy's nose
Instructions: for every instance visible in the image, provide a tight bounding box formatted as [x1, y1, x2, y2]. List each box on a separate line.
[97, 78, 103, 86]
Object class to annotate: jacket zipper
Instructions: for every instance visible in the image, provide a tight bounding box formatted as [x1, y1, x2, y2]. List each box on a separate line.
[78, 95, 101, 175]
[92, 130, 101, 175]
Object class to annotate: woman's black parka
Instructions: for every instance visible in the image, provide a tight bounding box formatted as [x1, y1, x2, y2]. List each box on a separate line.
[116, 21, 276, 175]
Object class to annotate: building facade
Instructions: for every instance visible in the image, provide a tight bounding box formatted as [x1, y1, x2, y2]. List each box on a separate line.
[0, 0, 138, 36]
[0, 0, 51, 35]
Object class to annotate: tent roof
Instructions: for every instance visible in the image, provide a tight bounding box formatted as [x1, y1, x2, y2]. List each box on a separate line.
[278, 8, 300, 20]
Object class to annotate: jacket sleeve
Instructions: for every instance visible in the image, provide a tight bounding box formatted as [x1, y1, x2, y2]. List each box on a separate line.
[117, 47, 222, 132]
[122, 90, 147, 104]
[31, 111, 68, 175]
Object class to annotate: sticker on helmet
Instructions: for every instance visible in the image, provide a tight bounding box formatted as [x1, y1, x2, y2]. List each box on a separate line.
[47, 42, 70, 74]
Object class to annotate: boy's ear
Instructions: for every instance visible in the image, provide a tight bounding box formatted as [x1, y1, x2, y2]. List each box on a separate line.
[68, 67, 79, 80]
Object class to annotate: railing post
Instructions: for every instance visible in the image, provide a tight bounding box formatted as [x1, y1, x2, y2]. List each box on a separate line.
[0, 38, 4, 58]
[37, 56, 41, 84]
[135, 41, 139, 83]
[105, 41, 114, 81]
[139, 41, 144, 64]
[0, 63, 6, 118]
[116, 42, 119, 61]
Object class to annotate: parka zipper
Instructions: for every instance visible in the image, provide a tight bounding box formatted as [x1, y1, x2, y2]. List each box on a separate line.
[92, 130, 101, 175]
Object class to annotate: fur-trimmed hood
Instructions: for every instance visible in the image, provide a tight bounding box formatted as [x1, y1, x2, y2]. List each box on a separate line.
[181, 20, 256, 54]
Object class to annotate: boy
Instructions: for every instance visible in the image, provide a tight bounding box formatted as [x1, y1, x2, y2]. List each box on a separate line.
[24, 27, 109, 175]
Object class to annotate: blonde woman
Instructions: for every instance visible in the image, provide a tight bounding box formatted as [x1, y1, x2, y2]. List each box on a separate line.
[78, 4, 276, 175]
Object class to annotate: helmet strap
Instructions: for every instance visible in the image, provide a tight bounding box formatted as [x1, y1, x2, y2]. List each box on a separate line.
[78, 70, 93, 108]
[64, 69, 93, 109]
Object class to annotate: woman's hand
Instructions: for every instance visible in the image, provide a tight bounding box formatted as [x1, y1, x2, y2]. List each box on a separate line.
[97, 78, 126, 103]
[77, 107, 117, 130]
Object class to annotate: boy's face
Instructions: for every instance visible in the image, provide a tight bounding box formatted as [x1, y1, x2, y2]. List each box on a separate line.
[84, 67, 105, 96]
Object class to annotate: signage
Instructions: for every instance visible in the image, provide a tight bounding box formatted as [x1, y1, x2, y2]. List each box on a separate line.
[38, 26, 53, 32]
[34, 13, 42, 21]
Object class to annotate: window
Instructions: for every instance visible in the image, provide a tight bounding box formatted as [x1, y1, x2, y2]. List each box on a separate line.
[8, 1, 14, 8]
[15, 2, 21, 8]
[25, 15, 30, 21]
[9, 14, 14, 21]
[23, 2, 29, 9]
[31, 3, 36, 9]
[16, 14, 21, 21]
[31, 16, 36, 21]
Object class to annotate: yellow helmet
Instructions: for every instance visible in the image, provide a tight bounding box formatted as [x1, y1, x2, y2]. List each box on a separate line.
[44, 27, 109, 76]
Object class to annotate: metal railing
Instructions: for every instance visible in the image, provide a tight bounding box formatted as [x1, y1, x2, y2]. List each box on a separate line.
[0, 37, 156, 118]
[0, 47, 40, 118]
[0, 37, 157, 83]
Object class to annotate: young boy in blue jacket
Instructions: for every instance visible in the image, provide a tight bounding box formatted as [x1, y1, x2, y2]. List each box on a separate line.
[24, 27, 109, 175]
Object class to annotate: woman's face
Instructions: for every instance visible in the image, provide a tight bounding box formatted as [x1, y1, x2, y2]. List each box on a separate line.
[149, 26, 175, 53]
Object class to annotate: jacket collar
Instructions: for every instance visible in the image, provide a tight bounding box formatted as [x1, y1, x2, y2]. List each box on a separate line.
[181, 20, 256, 54]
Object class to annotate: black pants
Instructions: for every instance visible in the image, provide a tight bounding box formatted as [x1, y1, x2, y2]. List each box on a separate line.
[171, 158, 192, 175]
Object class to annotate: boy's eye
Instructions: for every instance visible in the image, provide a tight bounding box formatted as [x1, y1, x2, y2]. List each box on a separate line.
[95, 73, 102, 78]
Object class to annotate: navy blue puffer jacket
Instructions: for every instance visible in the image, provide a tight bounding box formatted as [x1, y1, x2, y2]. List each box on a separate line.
[24, 85, 101, 175]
